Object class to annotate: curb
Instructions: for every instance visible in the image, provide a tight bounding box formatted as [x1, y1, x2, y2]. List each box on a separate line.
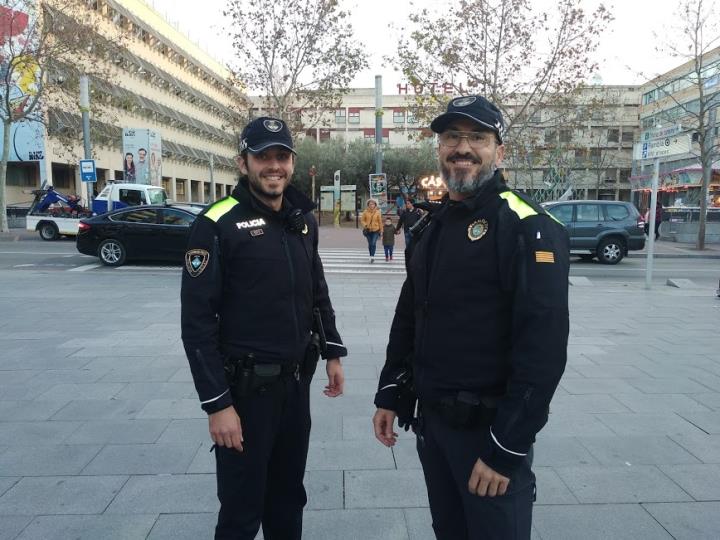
[627, 253, 720, 260]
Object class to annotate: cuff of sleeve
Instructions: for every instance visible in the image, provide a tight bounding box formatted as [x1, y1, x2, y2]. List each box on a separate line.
[201, 391, 234, 415]
[324, 343, 347, 359]
[483, 428, 526, 477]
[374, 388, 399, 411]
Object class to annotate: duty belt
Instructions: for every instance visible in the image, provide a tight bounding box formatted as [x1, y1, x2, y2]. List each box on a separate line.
[422, 391, 498, 429]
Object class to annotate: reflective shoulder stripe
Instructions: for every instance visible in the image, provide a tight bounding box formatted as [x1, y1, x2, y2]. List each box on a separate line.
[499, 191, 537, 220]
[499, 191, 563, 225]
[205, 197, 238, 223]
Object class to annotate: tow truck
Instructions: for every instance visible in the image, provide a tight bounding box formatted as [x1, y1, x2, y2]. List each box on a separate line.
[26, 183, 169, 240]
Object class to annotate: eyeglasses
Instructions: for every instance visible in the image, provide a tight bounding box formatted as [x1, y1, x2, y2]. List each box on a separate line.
[438, 130, 496, 149]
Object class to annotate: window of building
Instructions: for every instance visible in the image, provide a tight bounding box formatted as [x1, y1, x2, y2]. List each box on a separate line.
[393, 110, 405, 124]
[621, 130, 634, 143]
[608, 129, 620, 143]
[544, 130, 557, 144]
[559, 129, 572, 143]
[335, 109, 346, 124]
[590, 148, 602, 163]
[407, 111, 418, 124]
[348, 109, 360, 124]
[574, 149, 587, 164]
[363, 128, 375, 139]
[6, 164, 34, 186]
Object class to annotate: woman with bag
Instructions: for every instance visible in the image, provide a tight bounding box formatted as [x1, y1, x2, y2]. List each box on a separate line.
[361, 199, 383, 263]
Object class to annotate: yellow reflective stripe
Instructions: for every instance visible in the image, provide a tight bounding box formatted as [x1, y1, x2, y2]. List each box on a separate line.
[205, 197, 238, 222]
[499, 191, 564, 225]
[499, 192, 537, 220]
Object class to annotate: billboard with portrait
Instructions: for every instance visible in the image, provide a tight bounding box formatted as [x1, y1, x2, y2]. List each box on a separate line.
[122, 128, 162, 186]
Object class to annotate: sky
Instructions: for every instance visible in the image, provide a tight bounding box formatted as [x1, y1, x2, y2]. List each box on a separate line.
[146, 0, 692, 93]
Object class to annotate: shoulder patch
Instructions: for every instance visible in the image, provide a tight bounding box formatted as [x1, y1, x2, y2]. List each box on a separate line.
[185, 249, 209, 277]
[205, 197, 239, 223]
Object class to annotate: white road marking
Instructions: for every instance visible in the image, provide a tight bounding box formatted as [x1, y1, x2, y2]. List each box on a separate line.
[68, 264, 103, 272]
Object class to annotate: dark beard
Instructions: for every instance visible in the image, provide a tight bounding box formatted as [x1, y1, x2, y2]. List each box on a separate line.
[440, 162, 496, 195]
[248, 174, 284, 199]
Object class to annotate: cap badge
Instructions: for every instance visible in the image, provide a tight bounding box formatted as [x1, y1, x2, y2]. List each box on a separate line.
[239, 138, 248, 152]
[452, 96, 477, 108]
[185, 249, 210, 277]
[467, 219, 489, 242]
[263, 119, 283, 132]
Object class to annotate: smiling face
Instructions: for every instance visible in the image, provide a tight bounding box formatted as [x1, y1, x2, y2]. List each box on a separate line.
[237, 146, 295, 207]
[437, 118, 505, 200]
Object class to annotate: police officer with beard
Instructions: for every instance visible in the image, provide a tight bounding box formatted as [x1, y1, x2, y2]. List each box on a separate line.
[372, 96, 569, 540]
[181, 117, 346, 540]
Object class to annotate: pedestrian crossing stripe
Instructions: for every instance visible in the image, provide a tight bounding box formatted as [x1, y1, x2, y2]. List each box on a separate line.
[535, 251, 555, 263]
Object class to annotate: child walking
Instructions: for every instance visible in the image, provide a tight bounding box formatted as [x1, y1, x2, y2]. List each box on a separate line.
[382, 217, 395, 262]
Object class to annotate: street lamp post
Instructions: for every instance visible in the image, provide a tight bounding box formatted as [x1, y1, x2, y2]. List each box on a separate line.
[79, 75, 93, 208]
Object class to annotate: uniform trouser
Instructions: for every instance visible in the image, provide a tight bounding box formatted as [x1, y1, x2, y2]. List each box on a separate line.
[416, 408, 536, 540]
[214, 375, 311, 540]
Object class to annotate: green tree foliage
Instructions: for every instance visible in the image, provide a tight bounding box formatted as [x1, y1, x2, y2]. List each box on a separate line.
[383, 140, 437, 195]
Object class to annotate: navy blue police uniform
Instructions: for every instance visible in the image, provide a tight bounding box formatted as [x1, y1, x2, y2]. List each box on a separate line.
[375, 96, 570, 540]
[181, 118, 346, 540]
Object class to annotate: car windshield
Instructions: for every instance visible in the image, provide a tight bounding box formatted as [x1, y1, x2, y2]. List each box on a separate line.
[147, 188, 167, 205]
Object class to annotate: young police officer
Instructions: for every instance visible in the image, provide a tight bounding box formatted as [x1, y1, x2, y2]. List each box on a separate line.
[181, 117, 346, 540]
[373, 96, 569, 540]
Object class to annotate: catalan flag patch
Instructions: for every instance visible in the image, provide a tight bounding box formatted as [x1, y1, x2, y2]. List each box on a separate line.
[535, 251, 555, 263]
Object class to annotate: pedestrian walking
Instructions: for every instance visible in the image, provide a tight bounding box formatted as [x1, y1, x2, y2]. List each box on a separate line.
[372, 95, 570, 540]
[382, 216, 396, 261]
[361, 198, 382, 262]
[654, 201, 663, 240]
[395, 199, 424, 249]
[181, 116, 346, 540]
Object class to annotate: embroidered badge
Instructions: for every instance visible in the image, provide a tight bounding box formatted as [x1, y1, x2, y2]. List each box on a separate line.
[467, 219, 489, 242]
[453, 96, 477, 107]
[185, 249, 209, 277]
[263, 119, 283, 132]
[250, 228, 264, 237]
[535, 251, 555, 263]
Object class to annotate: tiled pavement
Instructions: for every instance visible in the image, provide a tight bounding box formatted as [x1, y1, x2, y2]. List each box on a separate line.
[0, 252, 719, 539]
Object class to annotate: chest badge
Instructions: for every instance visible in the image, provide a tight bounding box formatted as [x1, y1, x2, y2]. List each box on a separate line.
[250, 228, 264, 237]
[467, 219, 489, 242]
[301, 224, 308, 235]
[185, 249, 209, 278]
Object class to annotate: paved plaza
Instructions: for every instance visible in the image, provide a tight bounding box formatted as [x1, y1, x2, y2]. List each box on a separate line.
[0, 238, 719, 539]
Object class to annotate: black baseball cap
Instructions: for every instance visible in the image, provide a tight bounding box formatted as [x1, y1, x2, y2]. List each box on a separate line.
[430, 95, 505, 143]
[239, 117, 295, 154]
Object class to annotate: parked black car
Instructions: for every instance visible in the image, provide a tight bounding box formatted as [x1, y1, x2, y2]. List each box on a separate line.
[543, 200, 646, 264]
[76, 205, 201, 266]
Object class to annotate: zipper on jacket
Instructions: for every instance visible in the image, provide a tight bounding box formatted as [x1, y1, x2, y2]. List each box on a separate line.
[281, 231, 300, 342]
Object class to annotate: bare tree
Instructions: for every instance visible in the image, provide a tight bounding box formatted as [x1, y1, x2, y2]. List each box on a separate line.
[225, 0, 368, 134]
[645, 0, 720, 249]
[390, 0, 612, 150]
[0, 0, 117, 232]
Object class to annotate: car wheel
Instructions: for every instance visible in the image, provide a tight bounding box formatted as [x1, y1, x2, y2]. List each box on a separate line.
[39, 222, 59, 241]
[98, 239, 126, 266]
[578, 254, 594, 262]
[597, 237, 624, 265]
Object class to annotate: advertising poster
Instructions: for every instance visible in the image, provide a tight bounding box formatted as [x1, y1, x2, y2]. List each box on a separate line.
[369, 173, 388, 211]
[122, 128, 162, 186]
[0, 2, 47, 182]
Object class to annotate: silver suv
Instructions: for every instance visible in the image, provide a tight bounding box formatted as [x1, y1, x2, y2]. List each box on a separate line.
[543, 200, 646, 264]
